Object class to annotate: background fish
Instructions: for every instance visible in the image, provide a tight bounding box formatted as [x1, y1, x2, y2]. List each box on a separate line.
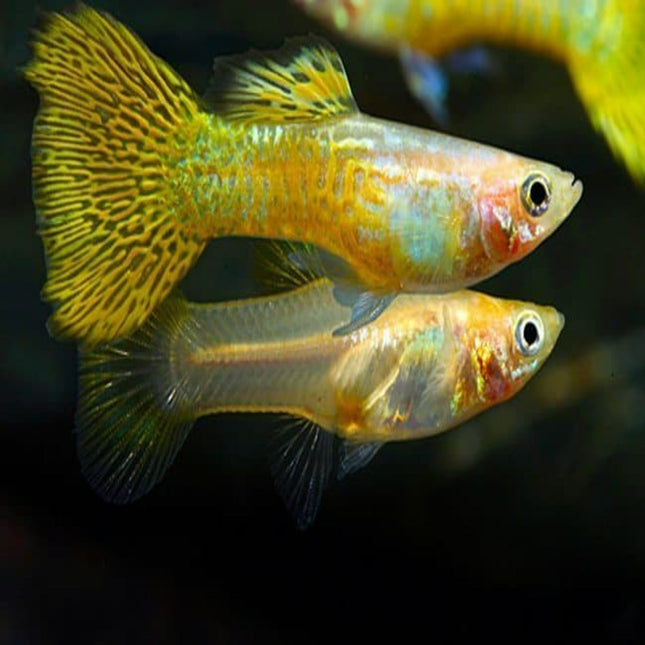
[76, 270, 563, 528]
[295, 0, 645, 184]
[24, 5, 581, 345]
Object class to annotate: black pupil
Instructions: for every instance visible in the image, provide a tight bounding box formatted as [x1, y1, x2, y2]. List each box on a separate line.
[523, 321, 539, 346]
[529, 180, 547, 206]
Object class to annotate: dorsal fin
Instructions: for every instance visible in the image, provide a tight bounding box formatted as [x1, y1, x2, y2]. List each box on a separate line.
[205, 35, 358, 123]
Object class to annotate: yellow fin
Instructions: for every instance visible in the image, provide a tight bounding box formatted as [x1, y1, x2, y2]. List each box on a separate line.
[205, 35, 358, 123]
[568, 0, 645, 184]
[23, 5, 204, 346]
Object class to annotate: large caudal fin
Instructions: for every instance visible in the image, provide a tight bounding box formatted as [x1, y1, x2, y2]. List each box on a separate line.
[76, 294, 195, 504]
[568, 0, 645, 184]
[24, 5, 205, 346]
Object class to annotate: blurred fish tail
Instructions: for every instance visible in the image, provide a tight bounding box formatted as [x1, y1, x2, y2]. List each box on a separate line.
[567, 0, 645, 183]
[24, 5, 205, 346]
[76, 293, 195, 504]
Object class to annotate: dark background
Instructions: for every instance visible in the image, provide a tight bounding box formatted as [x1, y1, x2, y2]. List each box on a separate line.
[2, 0, 645, 641]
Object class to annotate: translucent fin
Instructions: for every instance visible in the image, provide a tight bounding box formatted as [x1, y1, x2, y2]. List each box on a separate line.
[76, 294, 194, 504]
[338, 441, 383, 480]
[399, 47, 449, 125]
[283, 245, 354, 285]
[331, 290, 395, 337]
[23, 5, 204, 346]
[384, 320, 455, 430]
[568, 4, 645, 184]
[270, 419, 335, 530]
[205, 35, 358, 123]
[253, 240, 325, 293]
[280, 246, 396, 334]
[255, 241, 396, 331]
[254, 241, 353, 291]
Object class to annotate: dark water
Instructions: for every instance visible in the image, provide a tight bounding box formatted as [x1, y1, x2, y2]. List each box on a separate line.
[2, 0, 645, 641]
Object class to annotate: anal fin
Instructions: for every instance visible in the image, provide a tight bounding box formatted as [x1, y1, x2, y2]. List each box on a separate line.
[271, 419, 389, 528]
[271, 420, 335, 530]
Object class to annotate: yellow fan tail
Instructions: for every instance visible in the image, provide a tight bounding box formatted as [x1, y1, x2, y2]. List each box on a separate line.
[24, 5, 205, 346]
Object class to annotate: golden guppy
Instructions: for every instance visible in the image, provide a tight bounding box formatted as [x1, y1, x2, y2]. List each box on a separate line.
[24, 5, 581, 346]
[77, 272, 564, 528]
[295, 0, 645, 182]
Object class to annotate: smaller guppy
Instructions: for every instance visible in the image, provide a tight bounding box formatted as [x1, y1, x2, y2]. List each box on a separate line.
[77, 251, 564, 528]
[24, 5, 581, 346]
[295, 0, 645, 183]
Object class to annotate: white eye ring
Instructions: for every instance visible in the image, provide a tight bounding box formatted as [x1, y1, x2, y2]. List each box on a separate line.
[515, 311, 544, 356]
[521, 172, 552, 217]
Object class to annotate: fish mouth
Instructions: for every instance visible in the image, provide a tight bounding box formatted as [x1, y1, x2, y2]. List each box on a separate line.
[541, 308, 565, 351]
[549, 309, 566, 344]
[556, 311, 566, 333]
[568, 174, 584, 209]
[553, 171, 583, 218]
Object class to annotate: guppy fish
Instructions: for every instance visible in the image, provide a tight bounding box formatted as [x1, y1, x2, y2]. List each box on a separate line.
[77, 263, 564, 528]
[295, 0, 645, 183]
[24, 5, 581, 346]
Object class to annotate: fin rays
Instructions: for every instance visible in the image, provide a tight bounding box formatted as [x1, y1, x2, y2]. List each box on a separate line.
[271, 417, 384, 529]
[24, 5, 204, 346]
[76, 294, 194, 504]
[271, 418, 335, 530]
[205, 35, 358, 123]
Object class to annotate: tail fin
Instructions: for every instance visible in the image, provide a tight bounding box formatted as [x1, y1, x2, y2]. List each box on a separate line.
[76, 293, 194, 504]
[568, 0, 645, 183]
[24, 5, 205, 346]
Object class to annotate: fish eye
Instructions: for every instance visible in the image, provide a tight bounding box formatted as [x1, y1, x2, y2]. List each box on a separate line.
[521, 172, 551, 217]
[514, 311, 544, 356]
